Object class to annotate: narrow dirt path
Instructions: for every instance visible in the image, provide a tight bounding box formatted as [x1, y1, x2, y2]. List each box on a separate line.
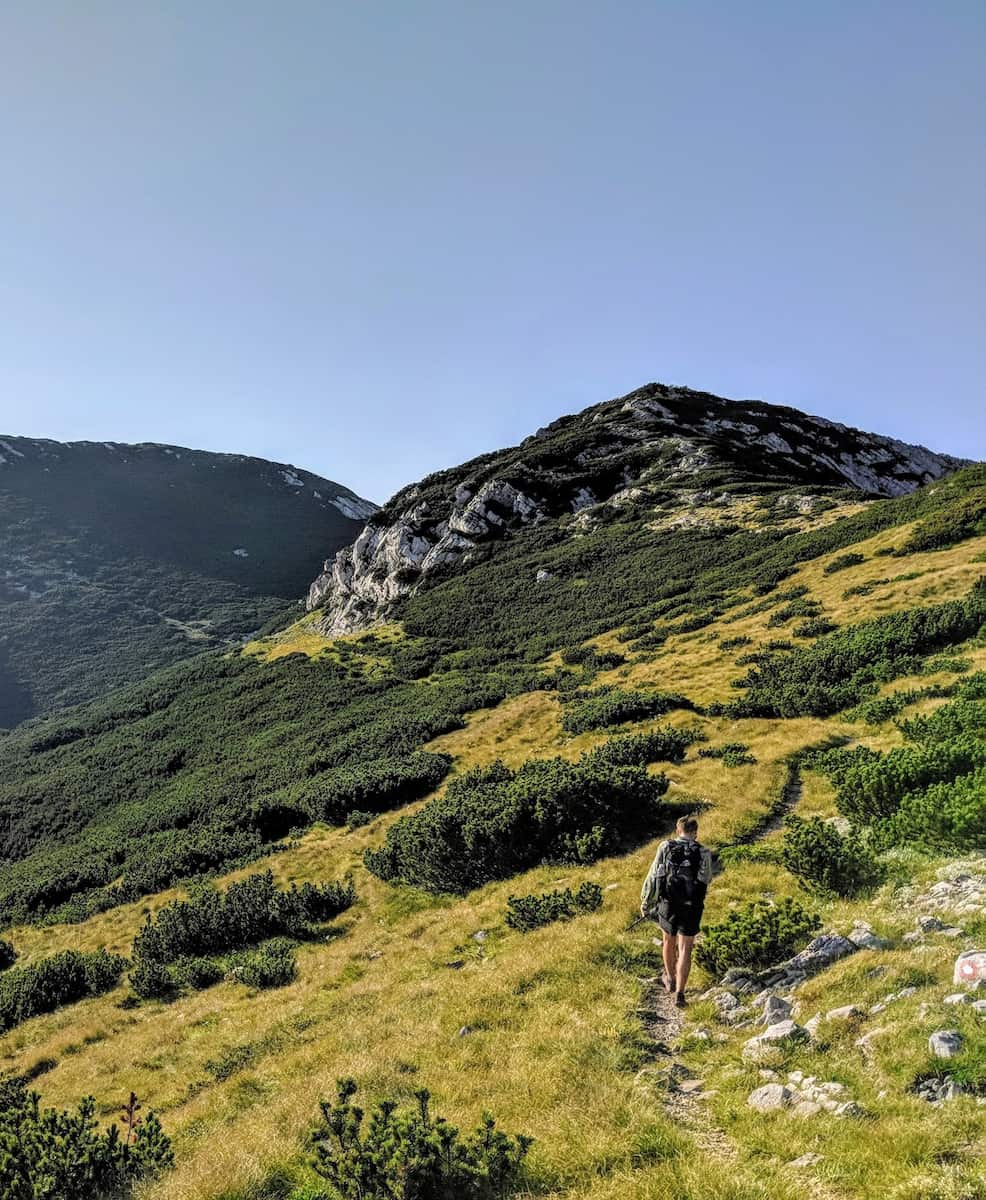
[636, 972, 738, 1163]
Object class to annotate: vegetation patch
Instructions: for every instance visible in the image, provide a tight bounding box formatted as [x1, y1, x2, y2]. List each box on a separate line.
[505, 882, 603, 932]
[309, 1079, 532, 1200]
[779, 816, 884, 896]
[695, 897, 821, 976]
[0, 1079, 173, 1199]
[129, 870, 355, 998]
[560, 686, 694, 734]
[0, 949, 125, 1034]
[697, 742, 756, 767]
[366, 756, 671, 894]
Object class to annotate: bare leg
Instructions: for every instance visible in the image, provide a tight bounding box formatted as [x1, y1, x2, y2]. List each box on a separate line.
[662, 932, 678, 988]
[675, 934, 695, 994]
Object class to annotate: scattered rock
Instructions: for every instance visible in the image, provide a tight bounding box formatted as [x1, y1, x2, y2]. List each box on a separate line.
[457, 1026, 474, 1037]
[914, 1074, 969, 1104]
[826, 1005, 865, 1022]
[918, 915, 947, 933]
[788, 1152, 825, 1168]
[929, 1030, 964, 1059]
[747, 1083, 792, 1112]
[902, 931, 921, 945]
[972, 1000, 986, 1016]
[943, 993, 973, 1006]
[848, 923, 889, 951]
[445, 960, 466, 970]
[743, 1019, 807, 1061]
[472, 930, 489, 943]
[760, 995, 794, 1026]
[604, 883, 620, 892]
[834, 1101, 865, 1118]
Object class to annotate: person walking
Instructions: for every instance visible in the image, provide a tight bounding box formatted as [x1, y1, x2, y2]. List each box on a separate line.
[640, 815, 712, 1007]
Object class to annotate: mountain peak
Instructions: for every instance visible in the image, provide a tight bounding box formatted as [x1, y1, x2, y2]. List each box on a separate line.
[306, 383, 969, 634]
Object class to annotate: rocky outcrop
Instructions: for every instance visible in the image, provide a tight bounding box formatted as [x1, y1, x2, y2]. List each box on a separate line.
[305, 381, 969, 635]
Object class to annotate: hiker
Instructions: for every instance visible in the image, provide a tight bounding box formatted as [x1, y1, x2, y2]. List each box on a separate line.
[640, 815, 713, 1007]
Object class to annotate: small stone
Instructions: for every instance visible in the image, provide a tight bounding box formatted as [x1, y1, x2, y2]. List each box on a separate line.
[972, 1000, 986, 1015]
[445, 960, 466, 969]
[826, 1005, 865, 1022]
[758, 1069, 779, 1080]
[457, 1026, 474, 1037]
[943, 993, 972, 1006]
[918, 916, 946, 932]
[849, 924, 888, 951]
[940, 1079, 965, 1101]
[902, 931, 921, 945]
[929, 1030, 964, 1058]
[835, 1101, 865, 1117]
[747, 1083, 792, 1112]
[761, 995, 793, 1026]
[604, 883, 620, 891]
[678, 1079, 705, 1094]
[691, 1029, 711, 1041]
[792, 1100, 823, 1117]
[787, 1152, 824, 1169]
[473, 930, 489, 943]
[939, 927, 965, 938]
[788, 1070, 804, 1083]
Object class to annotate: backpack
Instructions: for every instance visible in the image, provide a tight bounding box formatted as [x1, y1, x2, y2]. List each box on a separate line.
[662, 838, 702, 906]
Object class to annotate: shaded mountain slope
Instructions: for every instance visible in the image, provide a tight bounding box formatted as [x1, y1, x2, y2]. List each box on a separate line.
[0, 436, 375, 723]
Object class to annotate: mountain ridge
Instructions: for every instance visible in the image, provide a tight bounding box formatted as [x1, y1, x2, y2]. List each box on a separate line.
[307, 382, 969, 634]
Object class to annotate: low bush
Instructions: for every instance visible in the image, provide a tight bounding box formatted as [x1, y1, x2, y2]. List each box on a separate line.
[896, 492, 986, 554]
[560, 645, 626, 671]
[0, 1080, 173, 1199]
[305, 752, 452, 825]
[780, 816, 884, 896]
[0, 938, 16, 970]
[766, 598, 822, 628]
[0, 949, 126, 1033]
[505, 882, 603, 931]
[310, 1078, 532, 1200]
[793, 617, 837, 638]
[229, 937, 298, 989]
[345, 810, 375, 829]
[697, 742, 756, 767]
[130, 870, 355, 997]
[586, 726, 698, 767]
[365, 756, 670, 894]
[824, 552, 865, 574]
[695, 897, 821, 976]
[561, 686, 693, 734]
[879, 766, 986, 850]
[732, 587, 986, 717]
[843, 578, 888, 599]
[719, 635, 753, 651]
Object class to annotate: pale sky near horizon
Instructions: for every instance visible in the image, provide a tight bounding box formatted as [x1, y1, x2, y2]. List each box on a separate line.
[0, 2, 983, 503]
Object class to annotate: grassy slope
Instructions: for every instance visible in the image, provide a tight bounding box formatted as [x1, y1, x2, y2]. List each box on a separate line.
[3, 521, 985, 1200]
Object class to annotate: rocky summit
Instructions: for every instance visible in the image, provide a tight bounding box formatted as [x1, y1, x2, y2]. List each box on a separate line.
[306, 382, 965, 634]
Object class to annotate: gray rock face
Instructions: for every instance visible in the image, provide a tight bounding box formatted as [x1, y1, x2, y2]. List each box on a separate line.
[848, 923, 889, 951]
[747, 1083, 792, 1111]
[929, 1030, 964, 1059]
[303, 381, 966, 634]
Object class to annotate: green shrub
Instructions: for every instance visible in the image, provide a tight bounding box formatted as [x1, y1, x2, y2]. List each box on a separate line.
[766, 598, 822, 628]
[230, 938, 298, 989]
[780, 816, 883, 896]
[0, 938, 16, 970]
[719, 635, 753, 651]
[695, 898, 821, 976]
[920, 654, 972, 675]
[365, 756, 670, 894]
[560, 686, 693, 734]
[843, 578, 888, 599]
[793, 617, 837, 638]
[310, 1079, 531, 1200]
[305, 752, 452, 825]
[879, 766, 986, 850]
[505, 882, 603, 932]
[345, 810, 375, 829]
[824, 552, 865, 574]
[896, 492, 986, 554]
[732, 588, 986, 717]
[585, 726, 698, 767]
[560, 645, 625, 671]
[0, 1079, 173, 1199]
[0, 949, 126, 1034]
[129, 871, 355, 997]
[697, 742, 756, 767]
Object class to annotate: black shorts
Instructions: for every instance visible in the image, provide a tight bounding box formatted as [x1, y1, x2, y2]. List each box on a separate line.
[657, 902, 703, 938]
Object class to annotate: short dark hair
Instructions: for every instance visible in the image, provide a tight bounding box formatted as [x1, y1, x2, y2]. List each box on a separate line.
[676, 815, 699, 835]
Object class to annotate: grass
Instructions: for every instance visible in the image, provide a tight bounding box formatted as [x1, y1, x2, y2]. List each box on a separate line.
[3, 524, 986, 1199]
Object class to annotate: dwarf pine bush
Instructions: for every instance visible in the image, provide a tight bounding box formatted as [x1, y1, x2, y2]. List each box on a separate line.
[695, 898, 821, 976]
[365, 756, 669, 894]
[0, 949, 126, 1033]
[823, 552, 865, 574]
[130, 870, 355, 997]
[505, 882, 603, 932]
[560, 686, 693, 734]
[780, 816, 883, 896]
[585, 725, 698, 767]
[0, 1079, 173, 1199]
[0, 938, 16, 970]
[310, 1079, 532, 1200]
[698, 742, 756, 767]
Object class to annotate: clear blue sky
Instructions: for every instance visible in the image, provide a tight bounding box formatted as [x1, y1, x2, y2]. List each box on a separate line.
[1, 2, 983, 502]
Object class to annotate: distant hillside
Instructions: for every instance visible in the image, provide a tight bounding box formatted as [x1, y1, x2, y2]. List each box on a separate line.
[0, 436, 376, 724]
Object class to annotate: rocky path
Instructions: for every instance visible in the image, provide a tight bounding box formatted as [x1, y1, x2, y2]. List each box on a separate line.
[636, 971, 737, 1163]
